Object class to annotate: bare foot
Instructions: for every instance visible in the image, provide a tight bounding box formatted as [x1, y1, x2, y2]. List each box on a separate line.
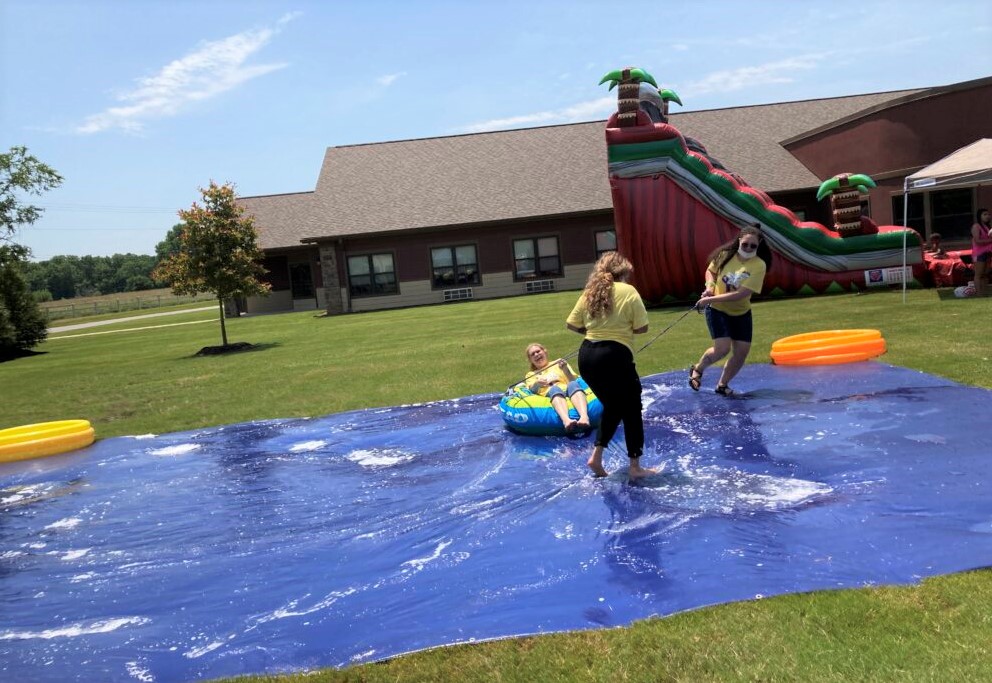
[587, 445, 607, 477]
[628, 460, 657, 479]
[587, 458, 608, 477]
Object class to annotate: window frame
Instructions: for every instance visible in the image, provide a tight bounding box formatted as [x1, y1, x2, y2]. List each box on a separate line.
[892, 193, 925, 234]
[929, 188, 973, 242]
[429, 243, 481, 290]
[346, 251, 399, 298]
[594, 229, 617, 260]
[512, 235, 562, 281]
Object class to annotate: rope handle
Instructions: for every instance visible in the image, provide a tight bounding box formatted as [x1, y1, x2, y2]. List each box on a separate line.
[506, 352, 580, 393]
[504, 306, 696, 392]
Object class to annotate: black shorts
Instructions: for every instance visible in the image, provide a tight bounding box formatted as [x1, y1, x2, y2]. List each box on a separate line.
[705, 306, 753, 343]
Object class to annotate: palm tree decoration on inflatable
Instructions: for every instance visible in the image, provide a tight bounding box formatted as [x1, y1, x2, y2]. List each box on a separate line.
[598, 65, 924, 302]
[599, 67, 682, 125]
[816, 173, 877, 237]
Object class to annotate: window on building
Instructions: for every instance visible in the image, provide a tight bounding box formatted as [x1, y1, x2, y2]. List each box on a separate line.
[431, 245, 480, 288]
[892, 194, 925, 234]
[513, 237, 561, 279]
[930, 188, 973, 241]
[347, 253, 398, 297]
[594, 230, 616, 259]
[289, 262, 314, 299]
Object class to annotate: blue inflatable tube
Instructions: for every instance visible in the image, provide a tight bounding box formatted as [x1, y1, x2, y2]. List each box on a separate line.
[498, 378, 603, 436]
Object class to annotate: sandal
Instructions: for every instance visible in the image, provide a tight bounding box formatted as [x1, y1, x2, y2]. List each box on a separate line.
[715, 384, 734, 397]
[688, 365, 702, 391]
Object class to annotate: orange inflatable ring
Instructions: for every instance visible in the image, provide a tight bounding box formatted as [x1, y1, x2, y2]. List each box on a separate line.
[0, 420, 95, 463]
[770, 329, 886, 366]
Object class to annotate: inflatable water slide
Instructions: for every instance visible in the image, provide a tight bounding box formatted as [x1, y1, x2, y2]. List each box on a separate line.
[601, 68, 925, 303]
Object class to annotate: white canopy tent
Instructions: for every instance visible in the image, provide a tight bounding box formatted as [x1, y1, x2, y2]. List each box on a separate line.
[900, 138, 992, 301]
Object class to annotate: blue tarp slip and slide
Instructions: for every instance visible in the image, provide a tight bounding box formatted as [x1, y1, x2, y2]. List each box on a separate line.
[2, 363, 991, 682]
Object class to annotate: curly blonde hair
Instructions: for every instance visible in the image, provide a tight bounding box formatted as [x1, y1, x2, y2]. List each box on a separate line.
[583, 252, 633, 319]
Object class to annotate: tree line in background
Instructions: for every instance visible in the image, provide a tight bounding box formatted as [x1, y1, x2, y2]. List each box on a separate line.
[2, 143, 270, 358]
[22, 246, 176, 302]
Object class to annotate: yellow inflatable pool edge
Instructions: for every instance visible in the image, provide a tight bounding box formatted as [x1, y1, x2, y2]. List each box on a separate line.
[770, 329, 887, 366]
[0, 420, 95, 463]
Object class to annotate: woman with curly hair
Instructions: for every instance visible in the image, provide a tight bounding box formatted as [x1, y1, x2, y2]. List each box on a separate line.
[689, 224, 772, 396]
[566, 252, 651, 478]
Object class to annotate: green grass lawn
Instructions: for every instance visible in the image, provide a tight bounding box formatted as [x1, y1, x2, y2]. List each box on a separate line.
[3, 288, 991, 681]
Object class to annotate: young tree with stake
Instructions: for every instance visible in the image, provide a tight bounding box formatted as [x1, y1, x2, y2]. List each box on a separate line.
[154, 182, 270, 349]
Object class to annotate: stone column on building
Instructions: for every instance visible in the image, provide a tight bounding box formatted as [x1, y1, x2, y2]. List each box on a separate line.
[318, 242, 344, 315]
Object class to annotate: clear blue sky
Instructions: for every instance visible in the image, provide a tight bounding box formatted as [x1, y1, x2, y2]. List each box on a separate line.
[2, 0, 989, 261]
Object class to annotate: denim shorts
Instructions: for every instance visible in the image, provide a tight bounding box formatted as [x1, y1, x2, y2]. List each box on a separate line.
[546, 380, 582, 400]
[705, 306, 753, 343]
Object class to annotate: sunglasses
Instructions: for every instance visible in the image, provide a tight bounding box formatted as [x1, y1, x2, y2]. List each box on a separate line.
[740, 242, 759, 251]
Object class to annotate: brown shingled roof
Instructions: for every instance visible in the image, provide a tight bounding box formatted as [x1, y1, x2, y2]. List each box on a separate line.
[237, 191, 314, 251]
[243, 87, 929, 249]
[672, 88, 924, 192]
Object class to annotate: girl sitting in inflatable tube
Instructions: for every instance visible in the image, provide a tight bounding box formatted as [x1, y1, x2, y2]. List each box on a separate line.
[499, 343, 602, 436]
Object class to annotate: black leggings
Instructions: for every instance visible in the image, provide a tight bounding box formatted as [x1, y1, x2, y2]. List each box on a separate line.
[578, 339, 644, 459]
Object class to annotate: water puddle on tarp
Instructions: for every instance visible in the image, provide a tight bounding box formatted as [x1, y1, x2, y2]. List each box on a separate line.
[2, 363, 990, 682]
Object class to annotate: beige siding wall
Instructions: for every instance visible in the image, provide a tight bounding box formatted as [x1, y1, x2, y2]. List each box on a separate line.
[347, 263, 592, 312]
[247, 290, 293, 313]
[247, 263, 593, 315]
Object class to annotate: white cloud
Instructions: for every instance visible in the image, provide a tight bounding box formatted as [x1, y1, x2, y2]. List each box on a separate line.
[459, 95, 615, 134]
[74, 16, 298, 134]
[683, 55, 826, 97]
[376, 72, 407, 87]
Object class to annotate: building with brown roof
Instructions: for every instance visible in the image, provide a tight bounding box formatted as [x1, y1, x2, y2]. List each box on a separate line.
[240, 75, 991, 315]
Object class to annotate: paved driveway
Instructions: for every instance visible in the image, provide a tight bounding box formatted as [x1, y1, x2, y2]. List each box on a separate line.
[48, 306, 215, 333]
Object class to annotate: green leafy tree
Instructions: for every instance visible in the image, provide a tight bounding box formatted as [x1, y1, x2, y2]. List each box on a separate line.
[0, 244, 47, 358]
[1, 146, 63, 241]
[154, 181, 270, 347]
[45, 255, 81, 300]
[155, 223, 185, 263]
[0, 146, 61, 356]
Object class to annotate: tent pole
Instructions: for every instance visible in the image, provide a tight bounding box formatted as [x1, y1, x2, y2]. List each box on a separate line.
[902, 179, 910, 304]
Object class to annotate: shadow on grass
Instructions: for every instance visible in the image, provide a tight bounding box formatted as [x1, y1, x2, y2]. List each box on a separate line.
[179, 341, 282, 359]
[0, 348, 48, 363]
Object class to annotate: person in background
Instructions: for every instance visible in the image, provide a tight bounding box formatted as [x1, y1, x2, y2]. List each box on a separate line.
[566, 252, 651, 478]
[689, 224, 773, 396]
[971, 208, 992, 297]
[925, 232, 947, 258]
[518, 343, 590, 432]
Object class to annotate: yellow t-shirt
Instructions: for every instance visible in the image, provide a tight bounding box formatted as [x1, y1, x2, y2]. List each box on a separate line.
[523, 361, 576, 396]
[709, 254, 766, 316]
[566, 281, 649, 351]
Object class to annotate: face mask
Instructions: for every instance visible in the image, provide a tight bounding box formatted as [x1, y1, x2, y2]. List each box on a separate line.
[738, 247, 756, 260]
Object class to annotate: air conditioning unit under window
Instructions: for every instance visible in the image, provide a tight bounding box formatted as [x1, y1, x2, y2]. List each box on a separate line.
[444, 288, 474, 302]
[526, 280, 555, 294]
